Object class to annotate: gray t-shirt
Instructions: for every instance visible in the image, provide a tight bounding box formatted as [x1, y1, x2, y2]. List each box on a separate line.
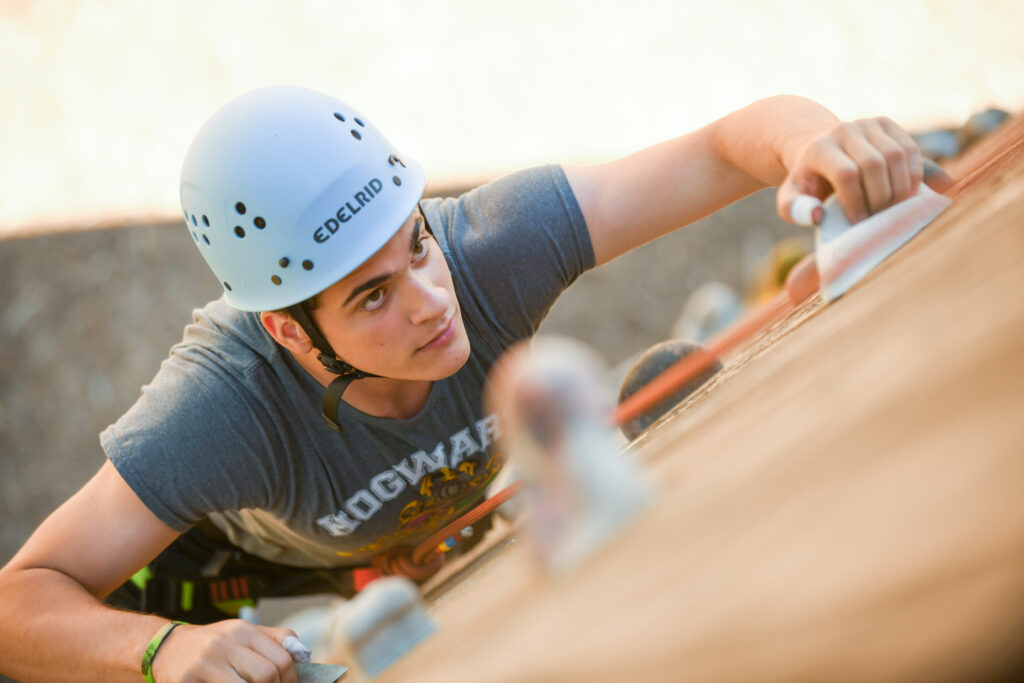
[101, 165, 593, 568]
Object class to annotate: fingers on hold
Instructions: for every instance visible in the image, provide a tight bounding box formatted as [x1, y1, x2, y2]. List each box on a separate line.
[248, 657, 282, 683]
[249, 628, 296, 678]
[908, 146, 925, 187]
[863, 121, 912, 203]
[840, 132, 893, 215]
[228, 646, 287, 683]
[825, 150, 869, 223]
[265, 647, 295, 676]
[877, 117, 925, 190]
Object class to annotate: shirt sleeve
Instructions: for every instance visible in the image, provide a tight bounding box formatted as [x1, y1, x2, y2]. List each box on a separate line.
[100, 313, 277, 532]
[422, 165, 594, 351]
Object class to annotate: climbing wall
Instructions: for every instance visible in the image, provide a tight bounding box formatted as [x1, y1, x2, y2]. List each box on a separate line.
[381, 116, 1024, 682]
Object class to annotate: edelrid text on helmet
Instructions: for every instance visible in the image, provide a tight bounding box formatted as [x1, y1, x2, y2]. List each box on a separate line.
[180, 86, 426, 312]
[314, 177, 386, 244]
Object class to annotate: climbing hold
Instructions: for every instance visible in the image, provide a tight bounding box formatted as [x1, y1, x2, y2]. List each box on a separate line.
[617, 339, 723, 441]
[815, 184, 952, 302]
[784, 254, 820, 306]
[489, 336, 652, 575]
[320, 577, 436, 679]
[672, 282, 743, 343]
[294, 661, 348, 683]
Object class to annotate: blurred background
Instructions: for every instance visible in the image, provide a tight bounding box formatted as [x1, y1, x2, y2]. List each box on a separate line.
[2, 0, 1022, 568]
[3, 0, 1023, 233]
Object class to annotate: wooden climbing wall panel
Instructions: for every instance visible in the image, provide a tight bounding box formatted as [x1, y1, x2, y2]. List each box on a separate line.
[382, 117, 1024, 682]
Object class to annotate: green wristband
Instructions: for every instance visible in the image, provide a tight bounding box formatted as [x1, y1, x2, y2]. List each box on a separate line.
[141, 620, 186, 683]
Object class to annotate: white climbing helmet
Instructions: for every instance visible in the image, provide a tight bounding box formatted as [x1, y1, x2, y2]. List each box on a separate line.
[180, 85, 426, 312]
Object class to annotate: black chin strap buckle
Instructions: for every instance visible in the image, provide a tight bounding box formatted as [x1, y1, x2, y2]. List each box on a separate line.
[318, 353, 360, 378]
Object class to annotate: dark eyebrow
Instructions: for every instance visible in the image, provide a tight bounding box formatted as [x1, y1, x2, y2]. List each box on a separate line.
[344, 274, 390, 306]
[343, 218, 423, 307]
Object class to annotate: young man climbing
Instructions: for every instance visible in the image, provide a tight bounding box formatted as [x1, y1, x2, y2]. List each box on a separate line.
[0, 85, 925, 682]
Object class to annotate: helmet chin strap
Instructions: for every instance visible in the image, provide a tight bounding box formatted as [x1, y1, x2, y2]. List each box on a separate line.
[285, 301, 381, 432]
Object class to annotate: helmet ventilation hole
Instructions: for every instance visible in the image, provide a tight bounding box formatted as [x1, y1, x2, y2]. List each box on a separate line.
[271, 275, 282, 285]
[392, 176, 402, 186]
[334, 112, 346, 122]
[234, 226, 246, 238]
[254, 216, 266, 229]
[191, 214, 198, 226]
[191, 231, 198, 242]
[350, 129, 362, 140]
[235, 202, 247, 215]
[279, 257, 290, 268]
[203, 235, 211, 246]
[354, 117, 365, 127]
[302, 259, 314, 270]
[223, 282, 232, 291]
[202, 215, 210, 227]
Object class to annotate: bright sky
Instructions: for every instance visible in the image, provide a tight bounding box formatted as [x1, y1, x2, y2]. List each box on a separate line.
[1, 0, 1022, 235]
